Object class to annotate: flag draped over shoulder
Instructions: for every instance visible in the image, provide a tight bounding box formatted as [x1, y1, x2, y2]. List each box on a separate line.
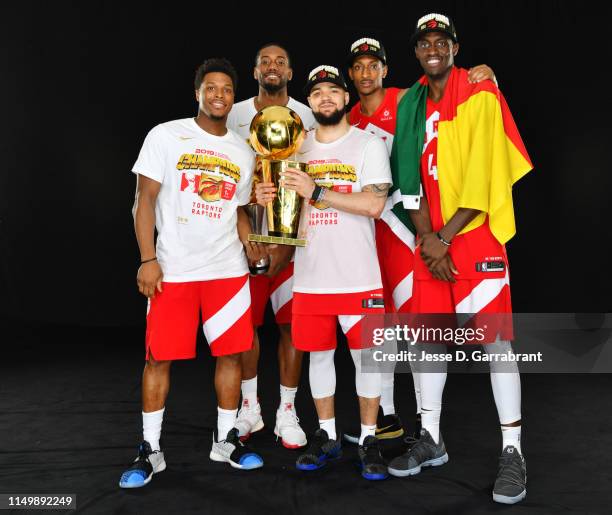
[390, 66, 533, 244]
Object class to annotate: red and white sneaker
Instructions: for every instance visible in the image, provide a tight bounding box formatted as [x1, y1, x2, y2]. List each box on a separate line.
[235, 399, 264, 441]
[274, 403, 307, 449]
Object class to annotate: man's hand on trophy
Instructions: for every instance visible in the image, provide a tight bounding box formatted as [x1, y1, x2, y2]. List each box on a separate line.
[255, 181, 277, 206]
[280, 168, 316, 199]
[243, 239, 268, 264]
[266, 244, 294, 277]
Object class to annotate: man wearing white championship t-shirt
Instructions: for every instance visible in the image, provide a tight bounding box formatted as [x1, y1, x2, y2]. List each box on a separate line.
[119, 59, 264, 490]
[227, 43, 315, 449]
[256, 65, 391, 481]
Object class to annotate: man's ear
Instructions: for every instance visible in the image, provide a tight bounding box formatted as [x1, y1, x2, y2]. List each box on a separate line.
[344, 91, 350, 105]
[452, 42, 459, 57]
[253, 67, 258, 81]
[288, 68, 293, 81]
[382, 65, 388, 79]
[195, 88, 200, 102]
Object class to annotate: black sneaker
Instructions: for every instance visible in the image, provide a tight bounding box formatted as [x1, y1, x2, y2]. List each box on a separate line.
[358, 436, 388, 480]
[343, 407, 405, 444]
[387, 428, 448, 477]
[119, 441, 166, 489]
[493, 446, 527, 504]
[375, 406, 405, 440]
[210, 428, 264, 470]
[296, 429, 342, 470]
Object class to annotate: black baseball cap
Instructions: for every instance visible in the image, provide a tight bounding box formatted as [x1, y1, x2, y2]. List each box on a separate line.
[410, 13, 458, 45]
[304, 65, 348, 96]
[347, 37, 387, 66]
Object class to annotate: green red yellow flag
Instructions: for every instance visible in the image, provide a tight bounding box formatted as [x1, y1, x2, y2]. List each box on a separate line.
[391, 66, 533, 244]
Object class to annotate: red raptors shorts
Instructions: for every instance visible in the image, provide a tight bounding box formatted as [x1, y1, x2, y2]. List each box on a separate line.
[249, 262, 294, 327]
[410, 276, 513, 343]
[375, 218, 416, 314]
[291, 289, 385, 351]
[145, 275, 253, 360]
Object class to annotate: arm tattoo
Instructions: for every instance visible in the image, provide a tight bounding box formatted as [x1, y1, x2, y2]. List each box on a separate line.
[363, 183, 390, 198]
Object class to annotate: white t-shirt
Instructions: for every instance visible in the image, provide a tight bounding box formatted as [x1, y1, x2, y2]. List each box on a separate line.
[132, 118, 254, 282]
[227, 97, 316, 142]
[293, 127, 392, 294]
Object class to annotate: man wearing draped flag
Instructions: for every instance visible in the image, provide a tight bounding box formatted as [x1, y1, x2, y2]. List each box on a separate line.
[385, 13, 533, 506]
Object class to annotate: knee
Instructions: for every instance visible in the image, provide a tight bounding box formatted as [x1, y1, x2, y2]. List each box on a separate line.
[146, 357, 171, 372]
[217, 352, 242, 366]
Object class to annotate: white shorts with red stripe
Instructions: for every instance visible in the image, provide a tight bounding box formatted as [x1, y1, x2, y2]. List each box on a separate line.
[249, 262, 294, 327]
[145, 275, 253, 359]
[376, 211, 416, 314]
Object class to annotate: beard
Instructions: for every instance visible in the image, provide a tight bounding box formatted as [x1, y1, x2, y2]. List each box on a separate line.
[313, 104, 347, 126]
[260, 76, 288, 93]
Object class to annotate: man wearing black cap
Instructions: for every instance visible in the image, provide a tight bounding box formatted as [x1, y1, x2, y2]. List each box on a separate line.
[255, 65, 392, 480]
[384, 13, 532, 506]
[343, 37, 496, 446]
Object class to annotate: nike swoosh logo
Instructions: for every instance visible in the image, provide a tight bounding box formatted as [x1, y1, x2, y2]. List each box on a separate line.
[239, 123, 250, 127]
[375, 424, 394, 433]
[179, 136, 194, 140]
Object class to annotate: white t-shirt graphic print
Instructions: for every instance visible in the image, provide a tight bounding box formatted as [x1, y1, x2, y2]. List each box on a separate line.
[132, 118, 254, 282]
[293, 127, 392, 294]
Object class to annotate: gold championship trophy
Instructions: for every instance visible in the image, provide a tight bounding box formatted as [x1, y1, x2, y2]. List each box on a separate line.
[247, 105, 308, 247]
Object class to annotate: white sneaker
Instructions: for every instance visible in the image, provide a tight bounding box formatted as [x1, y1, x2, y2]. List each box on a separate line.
[274, 403, 307, 449]
[209, 428, 264, 470]
[234, 399, 264, 440]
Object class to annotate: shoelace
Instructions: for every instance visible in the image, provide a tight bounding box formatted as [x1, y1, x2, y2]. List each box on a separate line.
[363, 442, 385, 465]
[403, 435, 420, 446]
[497, 455, 525, 488]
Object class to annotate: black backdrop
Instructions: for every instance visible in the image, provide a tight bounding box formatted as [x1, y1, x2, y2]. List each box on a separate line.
[1, 1, 609, 328]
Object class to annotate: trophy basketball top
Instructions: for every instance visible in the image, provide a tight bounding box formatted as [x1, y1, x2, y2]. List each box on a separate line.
[249, 105, 305, 160]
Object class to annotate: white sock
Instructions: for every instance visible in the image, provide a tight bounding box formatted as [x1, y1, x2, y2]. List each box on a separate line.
[241, 376, 258, 407]
[319, 418, 336, 441]
[421, 408, 441, 444]
[217, 407, 238, 440]
[279, 384, 297, 409]
[142, 408, 164, 451]
[420, 369, 446, 444]
[501, 425, 522, 454]
[380, 374, 395, 415]
[412, 371, 422, 415]
[359, 423, 377, 445]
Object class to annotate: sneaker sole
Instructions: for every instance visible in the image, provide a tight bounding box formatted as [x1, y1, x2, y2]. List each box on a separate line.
[388, 453, 449, 477]
[343, 434, 359, 445]
[238, 419, 265, 442]
[296, 451, 342, 471]
[362, 470, 389, 481]
[118, 460, 166, 489]
[209, 450, 263, 470]
[273, 428, 307, 449]
[493, 489, 526, 505]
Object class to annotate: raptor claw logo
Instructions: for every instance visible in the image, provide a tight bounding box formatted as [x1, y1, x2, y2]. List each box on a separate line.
[318, 71, 327, 79]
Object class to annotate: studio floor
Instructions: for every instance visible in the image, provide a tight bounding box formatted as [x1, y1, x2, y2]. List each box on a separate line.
[1, 321, 611, 514]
